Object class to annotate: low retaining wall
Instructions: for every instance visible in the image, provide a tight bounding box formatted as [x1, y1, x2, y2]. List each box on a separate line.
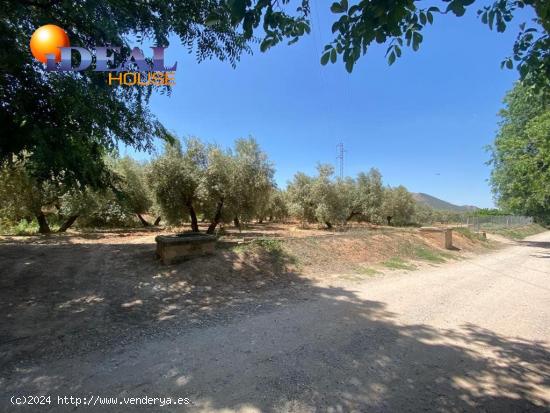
[419, 227, 453, 249]
[155, 233, 217, 264]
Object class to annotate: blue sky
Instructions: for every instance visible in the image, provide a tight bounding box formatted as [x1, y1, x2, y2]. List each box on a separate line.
[122, 2, 536, 208]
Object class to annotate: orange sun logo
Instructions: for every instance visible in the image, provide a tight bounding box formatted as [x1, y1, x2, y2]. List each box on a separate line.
[30, 24, 70, 63]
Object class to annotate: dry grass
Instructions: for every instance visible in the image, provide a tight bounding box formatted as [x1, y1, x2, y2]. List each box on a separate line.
[485, 224, 547, 240]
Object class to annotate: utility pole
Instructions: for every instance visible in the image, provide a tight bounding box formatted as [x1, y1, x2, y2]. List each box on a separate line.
[336, 142, 344, 179]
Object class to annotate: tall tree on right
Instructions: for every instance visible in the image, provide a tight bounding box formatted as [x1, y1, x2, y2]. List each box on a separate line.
[489, 82, 550, 223]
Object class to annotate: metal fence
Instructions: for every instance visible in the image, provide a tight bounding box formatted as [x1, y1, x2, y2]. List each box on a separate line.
[459, 215, 533, 232]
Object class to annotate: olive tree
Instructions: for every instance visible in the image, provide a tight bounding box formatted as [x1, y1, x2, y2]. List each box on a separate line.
[311, 165, 348, 228]
[148, 136, 275, 233]
[0, 157, 70, 233]
[198, 145, 235, 234]
[0, 158, 51, 233]
[382, 185, 416, 226]
[287, 164, 347, 228]
[228, 138, 275, 228]
[344, 168, 384, 222]
[114, 157, 156, 226]
[286, 172, 316, 225]
[256, 188, 290, 223]
[147, 139, 206, 232]
[0, 156, 119, 233]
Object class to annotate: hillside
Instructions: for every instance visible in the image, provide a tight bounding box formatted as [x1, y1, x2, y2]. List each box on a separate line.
[413, 193, 478, 212]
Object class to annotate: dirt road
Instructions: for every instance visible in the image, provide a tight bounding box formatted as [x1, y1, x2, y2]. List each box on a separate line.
[1, 232, 549, 412]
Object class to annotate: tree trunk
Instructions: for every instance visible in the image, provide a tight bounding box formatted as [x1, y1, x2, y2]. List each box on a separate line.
[387, 216, 392, 226]
[137, 213, 151, 227]
[36, 212, 51, 234]
[206, 199, 224, 234]
[325, 221, 333, 229]
[233, 216, 240, 228]
[258, 218, 263, 224]
[346, 211, 359, 222]
[188, 202, 199, 232]
[58, 215, 78, 232]
[154, 216, 161, 226]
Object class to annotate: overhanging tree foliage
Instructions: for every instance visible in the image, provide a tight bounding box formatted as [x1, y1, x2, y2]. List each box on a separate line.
[222, 0, 548, 90]
[1, 0, 306, 187]
[319, 0, 549, 86]
[3, 0, 546, 200]
[489, 82, 550, 222]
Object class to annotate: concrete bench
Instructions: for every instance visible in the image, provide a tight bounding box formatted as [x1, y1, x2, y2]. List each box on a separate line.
[155, 233, 216, 264]
[419, 227, 453, 249]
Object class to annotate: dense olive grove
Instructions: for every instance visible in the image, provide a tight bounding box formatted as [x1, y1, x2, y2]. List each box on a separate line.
[0, 137, 456, 234]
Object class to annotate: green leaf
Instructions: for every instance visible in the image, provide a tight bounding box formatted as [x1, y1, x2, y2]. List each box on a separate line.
[481, 12, 488, 24]
[205, 13, 221, 27]
[330, 48, 337, 63]
[228, 0, 247, 23]
[330, 2, 344, 13]
[345, 58, 354, 73]
[321, 51, 331, 65]
[412, 32, 423, 51]
[260, 38, 272, 52]
[488, 10, 495, 30]
[446, 1, 466, 17]
[388, 51, 396, 65]
[420, 12, 427, 25]
[288, 37, 299, 46]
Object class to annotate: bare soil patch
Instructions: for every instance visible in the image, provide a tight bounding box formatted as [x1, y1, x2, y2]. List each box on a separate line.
[0, 223, 494, 373]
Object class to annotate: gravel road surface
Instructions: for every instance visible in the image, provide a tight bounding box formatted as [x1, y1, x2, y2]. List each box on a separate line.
[2, 232, 549, 412]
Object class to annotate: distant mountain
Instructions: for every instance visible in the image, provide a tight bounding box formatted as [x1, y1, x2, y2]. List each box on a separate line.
[412, 193, 478, 212]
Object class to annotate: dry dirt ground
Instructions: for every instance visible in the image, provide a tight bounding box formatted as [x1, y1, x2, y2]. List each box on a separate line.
[0, 226, 548, 412]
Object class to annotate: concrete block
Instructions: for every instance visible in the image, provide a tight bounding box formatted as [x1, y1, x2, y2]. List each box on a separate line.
[419, 227, 453, 249]
[155, 233, 217, 264]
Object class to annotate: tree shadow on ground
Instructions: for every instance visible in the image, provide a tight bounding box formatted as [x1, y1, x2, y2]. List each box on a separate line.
[518, 240, 550, 249]
[517, 240, 550, 259]
[0, 240, 549, 412]
[0, 240, 304, 367]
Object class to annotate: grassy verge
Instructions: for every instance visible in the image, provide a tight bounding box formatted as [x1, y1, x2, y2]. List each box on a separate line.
[355, 266, 380, 276]
[412, 246, 453, 263]
[0, 218, 61, 236]
[229, 227, 492, 278]
[454, 227, 488, 242]
[231, 238, 300, 271]
[382, 257, 417, 271]
[484, 224, 547, 240]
